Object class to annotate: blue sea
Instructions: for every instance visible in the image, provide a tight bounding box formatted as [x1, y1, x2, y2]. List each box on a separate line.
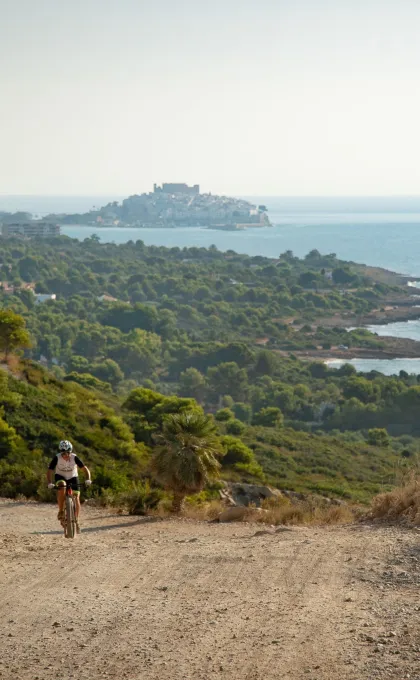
[2, 194, 420, 276]
[4, 194, 420, 374]
[334, 319, 420, 375]
[327, 358, 420, 376]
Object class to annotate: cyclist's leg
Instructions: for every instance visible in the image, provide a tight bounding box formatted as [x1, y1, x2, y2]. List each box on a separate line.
[55, 476, 66, 518]
[73, 492, 81, 533]
[69, 478, 81, 520]
[74, 493, 81, 519]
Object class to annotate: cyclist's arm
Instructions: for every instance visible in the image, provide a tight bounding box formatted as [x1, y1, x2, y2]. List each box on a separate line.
[47, 456, 58, 484]
[75, 456, 91, 481]
[81, 465, 91, 481]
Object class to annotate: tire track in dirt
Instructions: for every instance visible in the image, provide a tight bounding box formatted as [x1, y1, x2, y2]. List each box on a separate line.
[1, 500, 420, 680]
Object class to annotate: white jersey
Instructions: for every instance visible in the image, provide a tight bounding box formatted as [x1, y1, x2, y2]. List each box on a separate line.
[54, 453, 80, 480]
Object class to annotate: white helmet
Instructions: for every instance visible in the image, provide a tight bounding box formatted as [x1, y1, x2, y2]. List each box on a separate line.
[59, 440, 73, 452]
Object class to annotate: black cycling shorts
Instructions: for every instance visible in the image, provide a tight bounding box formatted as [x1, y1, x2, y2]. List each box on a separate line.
[55, 475, 81, 493]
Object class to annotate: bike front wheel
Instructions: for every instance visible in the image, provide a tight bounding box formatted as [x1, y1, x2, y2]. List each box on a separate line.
[65, 496, 76, 539]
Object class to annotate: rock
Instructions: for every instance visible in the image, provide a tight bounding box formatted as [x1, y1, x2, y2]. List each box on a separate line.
[275, 525, 294, 533]
[222, 483, 283, 508]
[219, 489, 236, 506]
[216, 507, 249, 522]
[281, 489, 307, 502]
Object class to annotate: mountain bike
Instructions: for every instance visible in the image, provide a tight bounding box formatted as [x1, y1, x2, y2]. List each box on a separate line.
[51, 481, 89, 539]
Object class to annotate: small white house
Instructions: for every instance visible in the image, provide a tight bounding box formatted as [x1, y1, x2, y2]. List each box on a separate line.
[35, 294, 56, 304]
[97, 294, 119, 303]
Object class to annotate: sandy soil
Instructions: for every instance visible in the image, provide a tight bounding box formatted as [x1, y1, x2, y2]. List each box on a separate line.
[0, 499, 419, 680]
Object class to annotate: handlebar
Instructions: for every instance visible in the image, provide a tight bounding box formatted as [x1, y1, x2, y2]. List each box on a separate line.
[49, 481, 92, 489]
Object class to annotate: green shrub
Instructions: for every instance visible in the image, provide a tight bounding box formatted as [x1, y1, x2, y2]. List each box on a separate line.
[64, 372, 112, 393]
[0, 461, 42, 498]
[124, 481, 164, 515]
[225, 419, 246, 435]
[215, 408, 235, 422]
[367, 428, 390, 447]
[253, 407, 284, 428]
[221, 436, 254, 465]
[93, 465, 133, 493]
[233, 402, 252, 423]
[0, 415, 19, 458]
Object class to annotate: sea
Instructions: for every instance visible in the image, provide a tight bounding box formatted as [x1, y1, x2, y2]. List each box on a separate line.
[326, 358, 420, 376]
[327, 319, 420, 376]
[3, 194, 420, 375]
[2, 195, 420, 276]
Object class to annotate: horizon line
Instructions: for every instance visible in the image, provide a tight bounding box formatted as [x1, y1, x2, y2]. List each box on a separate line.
[2, 193, 420, 199]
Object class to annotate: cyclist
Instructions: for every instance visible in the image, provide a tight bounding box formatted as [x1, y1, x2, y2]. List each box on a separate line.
[47, 440, 92, 534]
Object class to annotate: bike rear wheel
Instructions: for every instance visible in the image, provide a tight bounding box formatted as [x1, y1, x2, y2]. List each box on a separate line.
[65, 496, 76, 539]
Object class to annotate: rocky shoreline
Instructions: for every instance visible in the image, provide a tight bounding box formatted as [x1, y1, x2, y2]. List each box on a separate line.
[296, 301, 420, 362]
[317, 298, 420, 329]
[294, 335, 420, 362]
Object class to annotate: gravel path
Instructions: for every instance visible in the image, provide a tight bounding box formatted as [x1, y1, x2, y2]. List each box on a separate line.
[0, 499, 419, 679]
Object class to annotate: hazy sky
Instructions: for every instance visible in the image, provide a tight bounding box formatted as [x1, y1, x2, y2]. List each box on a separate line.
[1, 0, 420, 196]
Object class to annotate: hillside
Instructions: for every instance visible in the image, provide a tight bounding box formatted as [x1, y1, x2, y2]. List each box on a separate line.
[0, 237, 420, 506]
[1, 499, 419, 680]
[40, 187, 271, 228]
[1, 234, 420, 680]
[0, 361, 149, 499]
[0, 360, 403, 504]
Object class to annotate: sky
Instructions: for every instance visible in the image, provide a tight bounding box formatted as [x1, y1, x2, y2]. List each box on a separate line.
[1, 0, 420, 196]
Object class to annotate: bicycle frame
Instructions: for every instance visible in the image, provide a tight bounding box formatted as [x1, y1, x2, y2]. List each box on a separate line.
[53, 481, 81, 539]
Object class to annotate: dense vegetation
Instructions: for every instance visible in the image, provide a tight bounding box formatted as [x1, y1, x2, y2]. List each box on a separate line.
[0, 235, 417, 505]
[0, 235, 397, 380]
[0, 360, 405, 504]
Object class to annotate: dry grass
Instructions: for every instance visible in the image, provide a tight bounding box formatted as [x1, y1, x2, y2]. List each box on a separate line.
[255, 497, 355, 526]
[6, 355, 21, 372]
[182, 500, 227, 521]
[180, 496, 355, 526]
[95, 490, 356, 526]
[0, 355, 21, 375]
[370, 471, 420, 525]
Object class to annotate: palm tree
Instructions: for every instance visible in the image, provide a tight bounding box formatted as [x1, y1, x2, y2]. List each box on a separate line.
[151, 411, 221, 513]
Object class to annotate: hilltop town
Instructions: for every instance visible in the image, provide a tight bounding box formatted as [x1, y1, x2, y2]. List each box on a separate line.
[43, 183, 272, 230]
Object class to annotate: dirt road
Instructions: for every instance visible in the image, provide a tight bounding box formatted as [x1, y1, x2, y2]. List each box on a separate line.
[0, 499, 419, 680]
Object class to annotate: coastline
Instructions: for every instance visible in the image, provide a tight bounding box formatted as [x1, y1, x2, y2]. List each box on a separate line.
[288, 278, 420, 363]
[58, 222, 273, 231]
[315, 299, 420, 328]
[56, 229, 420, 363]
[283, 335, 420, 364]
